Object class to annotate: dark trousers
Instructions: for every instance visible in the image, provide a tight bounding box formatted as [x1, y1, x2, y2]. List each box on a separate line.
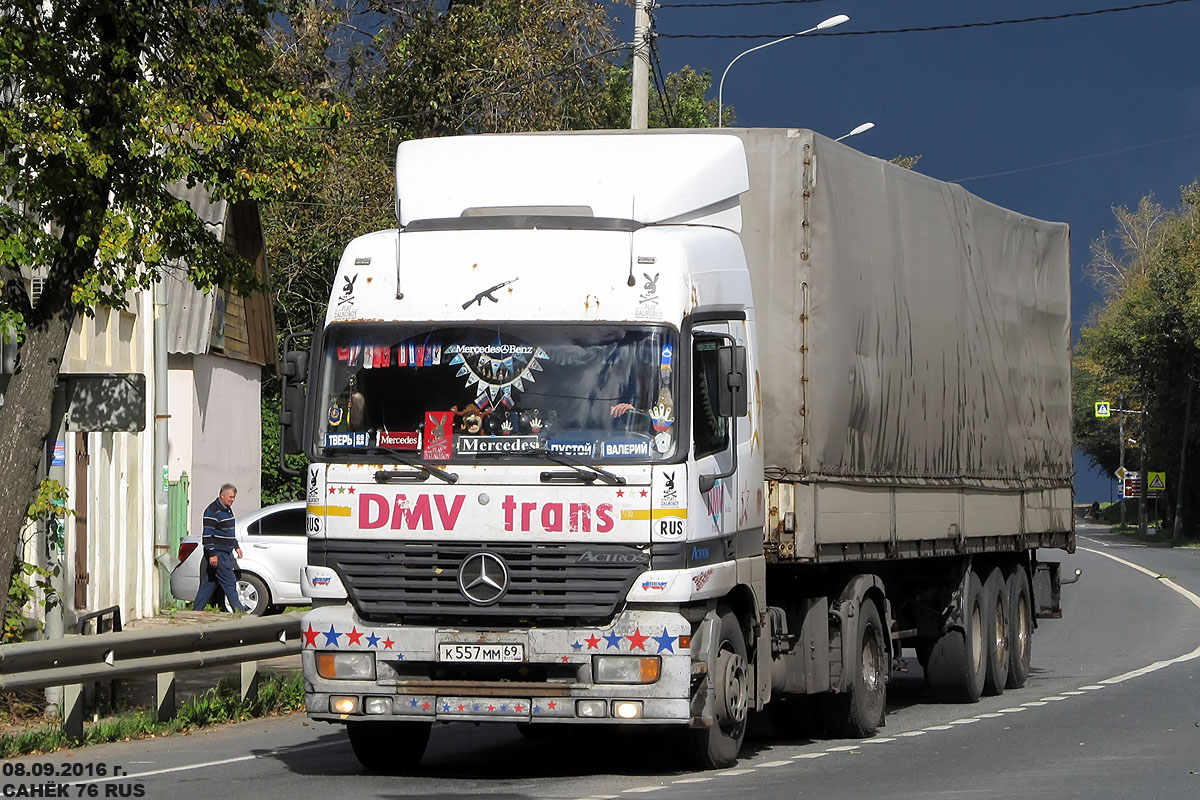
[192, 550, 245, 612]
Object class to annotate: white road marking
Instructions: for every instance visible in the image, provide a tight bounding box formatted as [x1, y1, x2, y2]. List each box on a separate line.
[791, 752, 829, 759]
[622, 786, 665, 793]
[825, 745, 859, 752]
[895, 730, 927, 737]
[1078, 547, 1200, 684]
[861, 737, 896, 743]
[950, 718, 979, 725]
[1080, 685, 1106, 690]
[924, 724, 953, 730]
[757, 760, 793, 767]
[975, 712, 1004, 718]
[1022, 701, 1048, 707]
[998, 707, 1027, 713]
[73, 754, 254, 784]
[1041, 696, 1068, 701]
[716, 769, 756, 776]
[672, 777, 713, 784]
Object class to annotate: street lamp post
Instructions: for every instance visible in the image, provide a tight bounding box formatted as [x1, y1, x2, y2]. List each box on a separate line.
[717, 14, 849, 128]
[835, 122, 875, 141]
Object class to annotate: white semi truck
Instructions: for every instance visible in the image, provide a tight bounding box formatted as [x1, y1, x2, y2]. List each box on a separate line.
[281, 128, 1074, 770]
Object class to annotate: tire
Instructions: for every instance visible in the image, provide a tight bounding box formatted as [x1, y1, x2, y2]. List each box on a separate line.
[982, 568, 1010, 696]
[925, 570, 985, 703]
[235, 573, 270, 616]
[767, 694, 824, 740]
[1005, 567, 1033, 689]
[685, 606, 749, 769]
[347, 720, 431, 772]
[821, 599, 887, 738]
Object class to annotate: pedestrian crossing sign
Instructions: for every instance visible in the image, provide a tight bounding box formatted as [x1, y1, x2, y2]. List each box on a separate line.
[1148, 472, 1166, 492]
[1094, 401, 1111, 418]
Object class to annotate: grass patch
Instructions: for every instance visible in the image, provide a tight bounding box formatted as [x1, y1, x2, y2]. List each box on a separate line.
[0, 670, 305, 759]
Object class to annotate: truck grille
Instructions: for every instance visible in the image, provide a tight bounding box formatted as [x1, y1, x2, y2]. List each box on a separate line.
[315, 540, 649, 627]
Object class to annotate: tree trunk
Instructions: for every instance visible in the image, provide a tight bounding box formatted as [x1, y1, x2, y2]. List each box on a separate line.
[0, 252, 89, 624]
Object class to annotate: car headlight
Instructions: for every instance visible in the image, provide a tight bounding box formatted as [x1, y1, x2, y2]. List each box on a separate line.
[315, 651, 376, 680]
[593, 656, 660, 684]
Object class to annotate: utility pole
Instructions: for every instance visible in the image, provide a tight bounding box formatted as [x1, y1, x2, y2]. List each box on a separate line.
[1139, 421, 1148, 536]
[631, 0, 651, 130]
[1174, 358, 1193, 542]
[1118, 393, 1126, 531]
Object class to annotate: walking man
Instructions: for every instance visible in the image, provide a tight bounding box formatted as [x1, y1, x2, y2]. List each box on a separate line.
[193, 483, 245, 612]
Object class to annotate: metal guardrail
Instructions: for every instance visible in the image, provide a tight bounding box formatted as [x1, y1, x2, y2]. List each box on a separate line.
[0, 612, 302, 740]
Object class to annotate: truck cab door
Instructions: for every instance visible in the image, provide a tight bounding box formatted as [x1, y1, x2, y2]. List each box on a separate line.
[692, 323, 737, 537]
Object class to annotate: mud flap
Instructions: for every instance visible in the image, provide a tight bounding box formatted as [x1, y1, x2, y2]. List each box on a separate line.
[688, 613, 717, 727]
[1033, 561, 1063, 619]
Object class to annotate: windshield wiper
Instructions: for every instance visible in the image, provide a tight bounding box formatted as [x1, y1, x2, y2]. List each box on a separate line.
[324, 446, 459, 484]
[527, 448, 625, 486]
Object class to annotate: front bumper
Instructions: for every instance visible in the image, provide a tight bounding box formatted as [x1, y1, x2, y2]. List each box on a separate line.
[301, 604, 693, 725]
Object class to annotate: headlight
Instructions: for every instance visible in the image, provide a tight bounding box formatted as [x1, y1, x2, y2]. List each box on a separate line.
[593, 655, 660, 684]
[315, 651, 376, 680]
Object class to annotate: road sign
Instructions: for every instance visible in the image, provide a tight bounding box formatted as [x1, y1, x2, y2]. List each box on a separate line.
[1121, 477, 1143, 499]
[1115, 466, 1129, 480]
[1147, 471, 1166, 492]
[1095, 401, 1111, 418]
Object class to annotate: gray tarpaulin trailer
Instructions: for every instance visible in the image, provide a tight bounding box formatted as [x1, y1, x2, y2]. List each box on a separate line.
[722, 128, 1073, 744]
[729, 128, 1073, 561]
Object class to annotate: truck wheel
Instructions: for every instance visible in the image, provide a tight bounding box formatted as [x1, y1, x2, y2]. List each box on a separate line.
[925, 570, 985, 703]
[686, 606, 749, 769]
[346, 721, 431, 772]
[821, 599, 886, 738]
[982, 568, 1010, 696]
[1005, 567, 1033, 689]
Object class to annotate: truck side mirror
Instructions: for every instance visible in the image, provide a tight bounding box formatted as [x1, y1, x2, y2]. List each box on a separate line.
[283, 349, 309, 382]
[716, 345, 748, 418]
[281, 383, 307, 457]
[280, 333, 312, 475]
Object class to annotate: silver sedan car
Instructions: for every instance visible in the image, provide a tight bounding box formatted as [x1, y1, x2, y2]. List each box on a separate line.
[169, 501, 309, 615]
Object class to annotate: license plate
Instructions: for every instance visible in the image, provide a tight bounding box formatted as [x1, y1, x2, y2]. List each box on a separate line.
[437, 643, 524, 663]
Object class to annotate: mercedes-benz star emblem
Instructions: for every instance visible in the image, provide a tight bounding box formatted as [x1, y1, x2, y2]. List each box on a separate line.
[458, 551, 509, 606]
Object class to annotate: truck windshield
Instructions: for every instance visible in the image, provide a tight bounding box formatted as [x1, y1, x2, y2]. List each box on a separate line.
[312, 323, 678, 463]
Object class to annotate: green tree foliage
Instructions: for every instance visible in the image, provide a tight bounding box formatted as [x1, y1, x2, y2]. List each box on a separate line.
[0, 0, 337, 619]
[1073, 183, 1200, 538]
[596, 62, 726, 128]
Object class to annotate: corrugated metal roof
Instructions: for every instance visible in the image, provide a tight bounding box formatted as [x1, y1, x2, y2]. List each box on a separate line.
[164, 181, 227, 356]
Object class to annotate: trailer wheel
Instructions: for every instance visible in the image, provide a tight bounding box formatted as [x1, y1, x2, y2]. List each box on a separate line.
[347, 720, 431, 772]
[1005, 567, 1033, 689]
[686, 606, 749, 769]
[925, 570, 985, 703]
[821, 599, 886, 738]
[982, 568, 1010, 695]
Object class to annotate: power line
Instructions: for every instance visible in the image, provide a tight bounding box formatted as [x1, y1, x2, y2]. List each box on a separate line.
[952, 131, 1200, 183]
[660, 0, 828, 7]
[657, 0, 1196, 38]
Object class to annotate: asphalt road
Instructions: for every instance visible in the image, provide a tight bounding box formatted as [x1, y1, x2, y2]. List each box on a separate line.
[5, 521, 1198, 800]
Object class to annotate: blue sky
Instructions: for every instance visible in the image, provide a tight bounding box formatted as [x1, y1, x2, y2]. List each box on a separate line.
[623, 0, 1200, 502]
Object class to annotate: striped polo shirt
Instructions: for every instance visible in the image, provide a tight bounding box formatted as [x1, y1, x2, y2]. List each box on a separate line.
[202, 498, 239, 553]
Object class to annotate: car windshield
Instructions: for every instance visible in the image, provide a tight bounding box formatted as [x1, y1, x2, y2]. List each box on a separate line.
[311, 323, 678, 463]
